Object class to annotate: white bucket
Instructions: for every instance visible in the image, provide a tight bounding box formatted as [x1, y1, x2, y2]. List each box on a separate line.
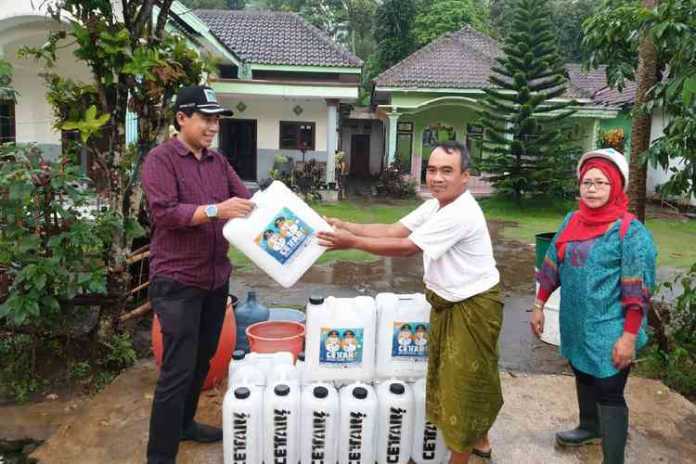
[411, 378, 449, 464]
[300, 383, 340, 464]
[305, 296, 377, 384]
[338, 383, 378, 464]
[375, 380, 415, 464]
[223, 385, 264, 464]
[375, 293, 431, 381]
[534, 279, 561, 346]
[223, 181, 332, 288]
[264, 382, 301, 464]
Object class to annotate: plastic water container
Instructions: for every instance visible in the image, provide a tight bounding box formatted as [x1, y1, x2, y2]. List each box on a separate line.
[411, 378, 448, 464]
[300, 383, 340, 464]
[234, 291, 269, 353]
[376, 293, 432, 381]
[223, 180, 332, 288]
[244, 351, 294, 386]
[227, 350, 246, 387]
[375, 380, 415, 464]
[296, 352, 306, 386]
[338, 383, 378, 464]
[223, 385, 264, 464]
[305, 295, 377, 384]
[267, 362, 301, 386]
[228, 351, 266, 391]
[264, 382, 301, 464]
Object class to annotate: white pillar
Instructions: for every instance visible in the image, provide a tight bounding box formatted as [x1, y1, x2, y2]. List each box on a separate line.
[387, 112, 400, 165]
[325, 99, 338, 184]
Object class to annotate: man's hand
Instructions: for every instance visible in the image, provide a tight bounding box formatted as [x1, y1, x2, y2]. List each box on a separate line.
[324, 216, 348, 230]
[217, 197, 255, 220]
[317, 228, 357, 250]
[612, 333, 636, 370]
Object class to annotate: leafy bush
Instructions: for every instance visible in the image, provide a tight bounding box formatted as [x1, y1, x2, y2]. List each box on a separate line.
[376, 162, 417, 199]
[0, 144, 122, 328]
[638, 263, 696, 398]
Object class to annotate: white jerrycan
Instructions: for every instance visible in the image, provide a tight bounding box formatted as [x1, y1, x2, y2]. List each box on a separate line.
[300, 383, 340, 464]
[245, 351, 294, 386]
[264, 382, 301, 464]
[338, 383, 378, 464]
[375, 293, 431, 381]
[305, 295, 377, 384]
[228, 350, 248, 388]
[411, 378, 449, 464]
[222, 385, 264, 464]
[222, 180, 332, 287]
[375, 380, 415, 464]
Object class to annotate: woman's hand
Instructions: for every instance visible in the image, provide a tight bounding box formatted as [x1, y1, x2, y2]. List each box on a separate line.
[612, 333, 636, 370]
[530, 308, 545, 338]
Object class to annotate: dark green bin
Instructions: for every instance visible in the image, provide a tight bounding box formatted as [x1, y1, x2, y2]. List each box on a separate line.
[535, 233, 556, 270]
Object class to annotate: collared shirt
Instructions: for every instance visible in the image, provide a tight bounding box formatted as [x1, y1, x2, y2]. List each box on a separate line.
[142, 137, 251, 290]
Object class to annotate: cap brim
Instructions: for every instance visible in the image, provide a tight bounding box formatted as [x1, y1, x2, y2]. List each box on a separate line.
[198, 107, 233, 116]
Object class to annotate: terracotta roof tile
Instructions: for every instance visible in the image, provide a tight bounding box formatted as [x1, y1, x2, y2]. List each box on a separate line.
[195, 9, 362, 68]
[375, 27, 636, 106]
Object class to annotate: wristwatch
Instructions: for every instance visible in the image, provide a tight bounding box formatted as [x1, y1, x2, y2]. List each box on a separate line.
[204, 204, 218, 219]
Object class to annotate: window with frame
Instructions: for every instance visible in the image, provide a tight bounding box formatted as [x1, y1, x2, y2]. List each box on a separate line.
[279, 121, 315, 150]
[0, 100, 16, 143]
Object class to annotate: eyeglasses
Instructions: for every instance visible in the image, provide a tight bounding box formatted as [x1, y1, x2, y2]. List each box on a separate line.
[580, 180, 611, 190]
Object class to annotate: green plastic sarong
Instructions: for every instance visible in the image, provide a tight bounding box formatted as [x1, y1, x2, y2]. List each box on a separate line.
[425, 285, 504, 453]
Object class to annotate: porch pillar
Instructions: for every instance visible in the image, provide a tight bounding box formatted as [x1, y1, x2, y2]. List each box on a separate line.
[386, 112, 400, 165]
[325, 99, 338, 184]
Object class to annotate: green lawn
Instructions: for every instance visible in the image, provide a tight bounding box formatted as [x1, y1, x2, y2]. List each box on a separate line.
[479, 197, 696, 269]
[229, 197, 695, 271]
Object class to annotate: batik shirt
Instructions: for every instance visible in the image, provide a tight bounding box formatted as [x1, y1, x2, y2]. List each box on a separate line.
[536, 213, 657, 378]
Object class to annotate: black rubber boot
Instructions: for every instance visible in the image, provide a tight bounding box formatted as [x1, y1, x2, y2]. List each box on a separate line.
[556, 377, 601, 447]
[598, 404, 628, 464]
[180, 421, 223, 443]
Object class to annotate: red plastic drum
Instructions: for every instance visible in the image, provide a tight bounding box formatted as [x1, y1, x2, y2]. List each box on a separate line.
[151, 296, 237, 390]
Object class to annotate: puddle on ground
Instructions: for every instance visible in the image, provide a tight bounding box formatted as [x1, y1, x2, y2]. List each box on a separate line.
[229, 219, 566, 374]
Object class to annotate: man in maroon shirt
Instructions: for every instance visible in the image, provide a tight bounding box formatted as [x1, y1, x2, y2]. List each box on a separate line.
[142, 86, 254, 464]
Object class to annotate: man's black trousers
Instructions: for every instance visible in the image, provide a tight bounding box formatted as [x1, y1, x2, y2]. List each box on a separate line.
[146, 276, 228, 464]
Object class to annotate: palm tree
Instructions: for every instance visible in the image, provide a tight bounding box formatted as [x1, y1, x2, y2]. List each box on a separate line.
[627, 0, 659, 222]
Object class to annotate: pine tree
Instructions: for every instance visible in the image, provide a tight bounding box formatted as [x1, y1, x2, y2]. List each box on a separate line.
[478, 0, 576, 200]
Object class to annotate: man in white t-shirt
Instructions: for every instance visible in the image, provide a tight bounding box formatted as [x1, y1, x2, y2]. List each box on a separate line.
[317, 141, 503, 464]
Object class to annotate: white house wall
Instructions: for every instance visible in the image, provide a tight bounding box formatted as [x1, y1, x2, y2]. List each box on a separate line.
[218, 95, 329, 180]
[1, 13, 91, 160]
[648, 109, 696, 206]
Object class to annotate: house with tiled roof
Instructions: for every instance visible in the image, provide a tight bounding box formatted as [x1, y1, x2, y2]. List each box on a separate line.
[195, 9, 362, 184]
[371, 26, 641, 188]
[0, 2, 362, 186]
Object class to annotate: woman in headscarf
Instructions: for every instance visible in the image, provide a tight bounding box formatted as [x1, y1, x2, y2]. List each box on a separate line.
[530, 149, 656, 464]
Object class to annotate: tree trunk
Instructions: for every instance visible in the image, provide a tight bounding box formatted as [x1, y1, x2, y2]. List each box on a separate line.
[627, 0, 659, 222]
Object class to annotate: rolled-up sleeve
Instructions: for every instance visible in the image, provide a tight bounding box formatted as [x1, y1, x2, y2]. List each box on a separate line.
[142, 152, 198, 229]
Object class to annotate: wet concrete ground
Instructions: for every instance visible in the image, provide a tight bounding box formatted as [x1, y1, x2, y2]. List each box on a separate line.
[22, 359, 696, 464]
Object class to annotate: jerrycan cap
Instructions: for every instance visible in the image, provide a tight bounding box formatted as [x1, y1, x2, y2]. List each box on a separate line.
[313, 386, 329, 399]
[297, 351, 305, 362]
[309, 295, 325, 305]
[389, 383, 405, 395]
[234, 387, 251, 399]
[232, 350, 246, 361]
[353, 386, 368, 399]
[274, 384, 290, 396]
